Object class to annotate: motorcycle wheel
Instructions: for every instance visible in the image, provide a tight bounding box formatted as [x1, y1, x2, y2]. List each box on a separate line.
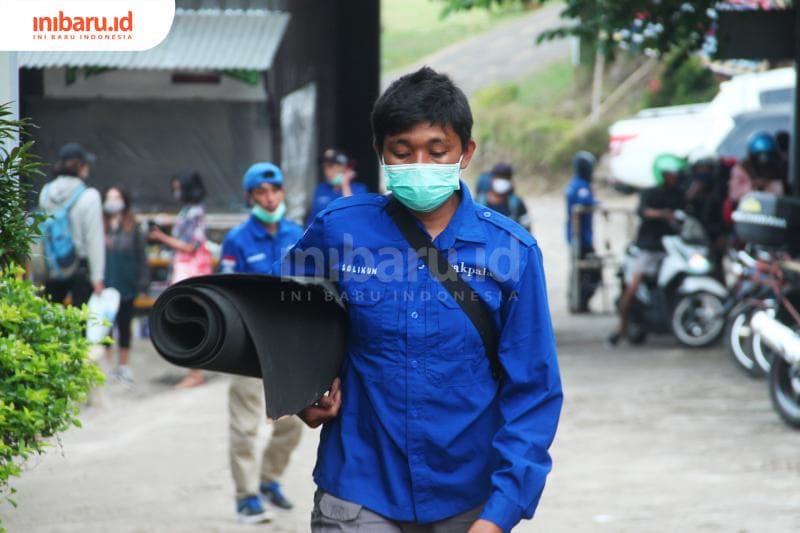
[725, 305, 765, 378]
[769, 356, 800, 429]
[626, 322, 648, 345]
[751, 332, 776, 375]
[672, 291, 725, 348]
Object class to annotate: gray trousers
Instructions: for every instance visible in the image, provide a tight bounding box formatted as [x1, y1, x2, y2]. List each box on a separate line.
[311, 489, 483, 532]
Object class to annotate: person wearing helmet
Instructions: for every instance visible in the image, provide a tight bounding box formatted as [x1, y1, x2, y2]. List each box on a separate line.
[608, 154, 686, 346]
[727, 131, 785, 204]
[220, 162, 304, 524]
[685, 150, 725, 276]
[565, 151, 600, 312]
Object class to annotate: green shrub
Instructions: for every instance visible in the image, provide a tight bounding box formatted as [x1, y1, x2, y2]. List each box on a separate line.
[0, 268, 104, 505]
[0, 103, 103, 520]
[0, 106, 44, 268]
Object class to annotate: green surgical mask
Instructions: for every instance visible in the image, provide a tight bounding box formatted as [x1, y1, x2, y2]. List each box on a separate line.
[252, 202, 286, 224]
[383, 157, 462, 212]
[330, 173, 344, 187]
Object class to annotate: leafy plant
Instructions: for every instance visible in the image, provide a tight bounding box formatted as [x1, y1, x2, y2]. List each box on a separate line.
[0, 268, 104, 508]
[0, 103, 103, 523]
[0, 102, 45, 268]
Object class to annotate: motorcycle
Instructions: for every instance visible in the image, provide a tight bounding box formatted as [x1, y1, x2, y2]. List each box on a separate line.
[723, 249, 778, 377]
[619, 212, 727, 347]
[750, 274, 800, 428]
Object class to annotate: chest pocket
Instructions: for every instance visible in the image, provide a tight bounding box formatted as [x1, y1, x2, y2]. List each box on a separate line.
[426, 283, 501, 386]
[344, 282, 397, 356]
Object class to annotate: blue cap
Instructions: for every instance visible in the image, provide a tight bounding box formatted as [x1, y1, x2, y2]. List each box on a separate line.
[242, 162, 283, 192]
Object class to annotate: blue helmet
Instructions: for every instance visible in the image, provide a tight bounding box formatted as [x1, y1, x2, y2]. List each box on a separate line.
[746, 131, 780, 166]
[242, 162, 283, 192]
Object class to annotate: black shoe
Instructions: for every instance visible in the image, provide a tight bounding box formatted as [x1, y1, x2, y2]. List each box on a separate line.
[606, 332, 621, 347]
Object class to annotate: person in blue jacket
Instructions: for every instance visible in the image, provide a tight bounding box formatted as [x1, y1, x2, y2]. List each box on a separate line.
[281, 67, 562, 533]
[305, 148, 368, 226]
[221, 163, 304, 524]
[565, 151, 601, 312]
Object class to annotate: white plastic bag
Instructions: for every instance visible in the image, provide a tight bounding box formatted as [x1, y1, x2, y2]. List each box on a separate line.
[86, 288, 121, 344]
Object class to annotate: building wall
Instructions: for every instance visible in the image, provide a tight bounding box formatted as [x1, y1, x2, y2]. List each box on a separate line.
[26, 97, 273, 213]
[42, 68, 267, 101]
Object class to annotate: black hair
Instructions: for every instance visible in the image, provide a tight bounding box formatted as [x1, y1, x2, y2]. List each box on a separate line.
[371, 67, 473, 152]
[172, 169, 206, 204]
[51, 158, 84, 178]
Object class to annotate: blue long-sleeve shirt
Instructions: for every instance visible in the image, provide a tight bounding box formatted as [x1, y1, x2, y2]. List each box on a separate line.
[305, 181, 368, 227]
[220, 215, 303, 275]
[564, 176, 596, 247]
[281, 183, 562, 531]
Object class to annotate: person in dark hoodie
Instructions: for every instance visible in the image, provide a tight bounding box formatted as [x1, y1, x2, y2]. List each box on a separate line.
[564, 151, 600, 312]
[39, 142, 105, 307]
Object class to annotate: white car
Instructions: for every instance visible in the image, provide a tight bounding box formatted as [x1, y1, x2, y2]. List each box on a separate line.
[608, 67, 794, 189]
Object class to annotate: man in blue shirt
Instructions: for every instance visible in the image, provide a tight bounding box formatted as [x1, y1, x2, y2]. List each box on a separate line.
[221, 162, 305, 524]
[282, 67, 562, 532]
[305, 148, 368, 226]
[565, 151, 596, 250]
[565, 151, 600, 312]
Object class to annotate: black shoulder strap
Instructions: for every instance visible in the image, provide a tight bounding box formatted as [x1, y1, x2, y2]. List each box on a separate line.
[385, 197, 502, 379]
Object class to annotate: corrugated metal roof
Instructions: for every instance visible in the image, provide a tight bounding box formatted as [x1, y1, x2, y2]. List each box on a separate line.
[18, 9, 290, 71]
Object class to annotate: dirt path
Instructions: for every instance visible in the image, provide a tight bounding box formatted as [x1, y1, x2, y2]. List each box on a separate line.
[382, 3, 571, 96]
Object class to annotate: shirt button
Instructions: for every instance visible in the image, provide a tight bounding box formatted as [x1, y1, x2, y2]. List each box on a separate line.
[410, 311, 419, 319]
[417, 262, 425, 270]
[483, 211, 492, 218]
[411, 410, 418, 418]
[410, 360, 418, 368]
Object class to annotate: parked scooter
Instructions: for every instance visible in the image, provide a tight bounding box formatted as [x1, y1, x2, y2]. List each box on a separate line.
[619, 211, 727, 347]
[723, 249, 778, 377]
[751, 295, 800, 428]
[731, 191, 800, 428]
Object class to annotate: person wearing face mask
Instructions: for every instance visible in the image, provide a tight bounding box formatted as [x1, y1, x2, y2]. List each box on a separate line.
[39, 142, 105, 307]
[282, 67, 562, 533]
[476, 162, 531, 232]
[565, 151, 600, 312]
[219, 162, 304, 524]
[149, 170, 212, 388]
[305, 148, 368, 226]
[102, 186, 149, 386]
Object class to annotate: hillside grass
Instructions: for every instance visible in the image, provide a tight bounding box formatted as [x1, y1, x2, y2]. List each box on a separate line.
[468, 60, 616, 193]
[381, 0, 529, 72]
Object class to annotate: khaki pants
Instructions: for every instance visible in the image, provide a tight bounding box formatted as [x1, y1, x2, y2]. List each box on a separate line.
[228, 375, 303, 501]
[311, 490, 483, 532]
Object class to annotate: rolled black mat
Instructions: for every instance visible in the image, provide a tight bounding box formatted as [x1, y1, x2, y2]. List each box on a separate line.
[149, 274, 347, 418]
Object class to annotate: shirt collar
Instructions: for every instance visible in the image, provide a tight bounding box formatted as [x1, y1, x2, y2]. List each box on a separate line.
[246, 214, 284, 239]
[436, 181, 488, 247]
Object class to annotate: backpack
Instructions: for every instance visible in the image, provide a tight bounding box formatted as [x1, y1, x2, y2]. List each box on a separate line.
[40, 183, 87, 280]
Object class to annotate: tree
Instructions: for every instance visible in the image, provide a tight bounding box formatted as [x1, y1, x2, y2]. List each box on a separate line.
[438, 1, 789, 59]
